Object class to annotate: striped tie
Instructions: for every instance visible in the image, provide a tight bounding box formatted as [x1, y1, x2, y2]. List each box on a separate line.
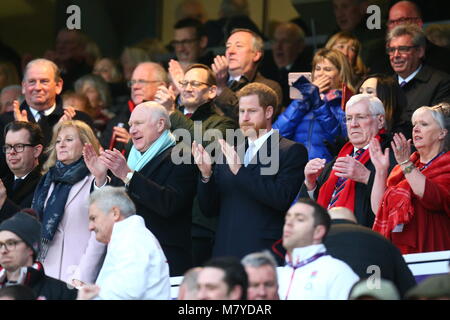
[328, 148, 364, 209]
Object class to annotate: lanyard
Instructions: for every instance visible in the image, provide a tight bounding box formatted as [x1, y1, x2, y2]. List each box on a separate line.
[284, 252, 327, 299]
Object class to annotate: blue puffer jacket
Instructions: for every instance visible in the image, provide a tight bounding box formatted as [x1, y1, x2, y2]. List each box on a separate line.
[273, 77, 347, 162]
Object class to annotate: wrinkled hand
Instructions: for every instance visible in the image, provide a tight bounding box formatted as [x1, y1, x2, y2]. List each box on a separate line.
[304, 158, 326, 190]
[77, 284, 100, 300]
[219, 139, 241, 175]
[13, 100, 28, 122]
[211, 55, 229, 93]
[155, 85, 176, 114]
[58, 106, 76, 123]
[369, 138, 390, 173]
[333, 155, 371, 184]
[112, 126, 131, 144]
[168, 59, 185, 93]
[391, 132, 412, 164]
[192, 141, 212, 178]
[83, 143, 107, 186]
[312, 75, 332, 93]
[99, 149, 131, 181]
[0, 179, 7, 208]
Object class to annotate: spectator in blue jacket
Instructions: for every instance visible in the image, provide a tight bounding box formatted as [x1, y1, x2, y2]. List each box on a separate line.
[273, 48, 355, 162]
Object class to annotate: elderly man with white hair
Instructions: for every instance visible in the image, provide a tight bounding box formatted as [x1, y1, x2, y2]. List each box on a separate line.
[297, 94, 396, 228]
[83, 101, 197, 277]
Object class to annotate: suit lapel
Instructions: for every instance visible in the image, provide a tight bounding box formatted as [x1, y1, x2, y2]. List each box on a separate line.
[65, 175, 91, 208]
[11, 168, 41, 203]
[245, 131, 279, 171]
[138, 148, 172, 177]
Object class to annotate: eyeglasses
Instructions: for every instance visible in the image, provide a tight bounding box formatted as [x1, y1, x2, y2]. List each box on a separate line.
[127, 80, 162, 87]
[345, 114, 377, 123]
[387, 17, 421, 27]
[3, 144, 35, 154]
[179, 80, 211, 88]
[0, 239, 24, 251]
[171, 39, 199, 47]
[386, 45, 419, 55]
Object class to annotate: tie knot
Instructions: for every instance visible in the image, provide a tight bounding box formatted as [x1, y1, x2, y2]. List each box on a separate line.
[354, 148, 364, 158]
[400, 81, 407, 88]
[185, 113, 193, 118]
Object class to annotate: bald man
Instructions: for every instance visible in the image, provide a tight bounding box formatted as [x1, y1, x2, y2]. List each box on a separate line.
[260, 22, 313, 106]
[324, 207, 416, 298]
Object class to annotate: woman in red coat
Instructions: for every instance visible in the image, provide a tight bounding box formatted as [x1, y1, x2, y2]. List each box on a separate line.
[369, 103, 450, 254]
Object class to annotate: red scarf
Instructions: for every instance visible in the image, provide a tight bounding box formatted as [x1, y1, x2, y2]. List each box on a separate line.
[128, 100, 136, 113]
[317, 134, 381, 212]
[373, 151, 450, 245]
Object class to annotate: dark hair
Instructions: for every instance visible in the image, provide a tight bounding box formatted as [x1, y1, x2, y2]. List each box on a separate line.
[237, 82, 279, 120]
[203, 256, 248, 300]
[174, 17, 206, 38]
[184, 63, 217, 86]
[295, 198, 331, 238]
[356, 74, 407, 132]
[0, 285, 37, 300]
[4, 121, 44, 147]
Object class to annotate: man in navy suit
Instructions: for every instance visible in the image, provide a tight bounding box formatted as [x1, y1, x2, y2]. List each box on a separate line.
[192, 82, 308, 263]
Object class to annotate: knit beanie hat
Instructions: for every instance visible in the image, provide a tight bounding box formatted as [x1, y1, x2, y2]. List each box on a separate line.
[0, 211, 41, 256]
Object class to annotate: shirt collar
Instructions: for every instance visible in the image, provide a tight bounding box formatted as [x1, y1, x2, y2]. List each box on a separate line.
[29, 104, 57, 120]
[398, 65, 422, 84]
[287, 244, 326, 265]
[248, 128, 274, 149]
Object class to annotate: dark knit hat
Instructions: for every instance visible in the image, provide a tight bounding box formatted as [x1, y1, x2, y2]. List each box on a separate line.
[0, 211, 41, 255]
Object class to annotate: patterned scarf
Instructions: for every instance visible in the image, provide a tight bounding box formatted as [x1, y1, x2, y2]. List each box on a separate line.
[32, 158, 89, 261]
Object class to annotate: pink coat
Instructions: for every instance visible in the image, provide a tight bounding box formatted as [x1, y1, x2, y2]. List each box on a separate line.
[42, 174, 106, 284]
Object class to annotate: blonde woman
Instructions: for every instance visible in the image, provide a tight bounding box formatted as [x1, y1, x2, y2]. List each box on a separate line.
[32, 120, 106, 285]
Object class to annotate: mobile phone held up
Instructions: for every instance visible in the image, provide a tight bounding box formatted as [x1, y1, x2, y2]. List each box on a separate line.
[289, 72, 312, 100]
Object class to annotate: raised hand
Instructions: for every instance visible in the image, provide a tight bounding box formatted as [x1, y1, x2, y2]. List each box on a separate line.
[304, 158, 326, 190]
[155, 85, 176, 114]
[192, 141, 212, 178]
[112, 126, 131, 144]
[369, 138, 390, 173]
[168, 59, 185, 93]
[211, 55, 229, 94]
[83, 143, 108, 186]
[312, 75, 331, 93]
[219, 138, 241, 175]
[13, 100, 28, 122]
[99, 148, 131, 182]
[391, 132, 412, 165]
[333, 155, 371, 184]
[59, 106, 77, 123]
[76, 284, 100, 300]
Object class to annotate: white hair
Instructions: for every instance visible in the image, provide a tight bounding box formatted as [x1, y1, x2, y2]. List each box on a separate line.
[136, 101, 171, 130]
[346, 93, 386, 116]
[89, 186, 136, 218]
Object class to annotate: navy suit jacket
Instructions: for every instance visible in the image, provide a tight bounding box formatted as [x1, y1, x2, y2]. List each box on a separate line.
[198, 132, 308, 261]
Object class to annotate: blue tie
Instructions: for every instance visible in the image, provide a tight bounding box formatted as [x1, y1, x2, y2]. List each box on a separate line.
[400, 81, 407, 88]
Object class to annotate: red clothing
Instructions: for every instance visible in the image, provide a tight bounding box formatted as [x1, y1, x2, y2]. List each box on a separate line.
[373, 151, 450, 254]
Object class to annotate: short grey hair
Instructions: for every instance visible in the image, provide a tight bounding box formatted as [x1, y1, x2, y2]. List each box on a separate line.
[137, 101, 171, 130]
[74, 74, 111, 107]
[346, 93, 386, 116]
[135, 62, 169, 83]
[229, 28, 264, 62]
[23, 58, 61, 82]
[387, 24, 426, 48]
[241, 250, 278, 268]
[413, 103, 450, 151]
[89, 186, 136, 218]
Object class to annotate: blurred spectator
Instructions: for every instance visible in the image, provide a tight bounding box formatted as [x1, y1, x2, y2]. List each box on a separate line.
[204, 0, 264, 48]
[259, 22, 313, 107]
[241, 251, 279, 300]
[0, 285, 37, 300]
[0, 61, 20, 91]
[62, 91, 91, 116]
[93, 57, 129, 115]
[134, 38, 168, 62]
[356, 74, 410, 138]
[170, 18, 214, 69]
[177, 267, 203, 300]
[325, 32, 368, 84]
[0, 85, 23, 114]
[175, 0, 207, 24]
[348, 278, 400, 300]
[405, 274, 450, 300]
[197, 256, 248, 300]
[120, 47, 152, 82]
[425, 24, 450, 49]
[75, 74, 114, 136]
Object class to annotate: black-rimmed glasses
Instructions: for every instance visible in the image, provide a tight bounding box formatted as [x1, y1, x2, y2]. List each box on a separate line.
[3, 144, 35, 154]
